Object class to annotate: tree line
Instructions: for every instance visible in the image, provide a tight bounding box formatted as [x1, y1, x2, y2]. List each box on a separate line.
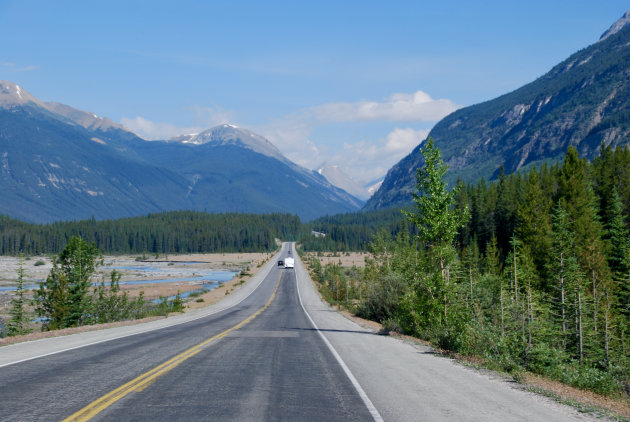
[0, 211, 301, 255]
[307, 140, 629, 397]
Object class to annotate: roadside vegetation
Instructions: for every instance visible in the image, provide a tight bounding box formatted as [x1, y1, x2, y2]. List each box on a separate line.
[306, 139, 629, 400]
[0, 236, 189, 336]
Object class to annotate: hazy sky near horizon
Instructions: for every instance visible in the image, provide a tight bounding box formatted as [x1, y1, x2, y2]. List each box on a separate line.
[1, 1, 628, 184]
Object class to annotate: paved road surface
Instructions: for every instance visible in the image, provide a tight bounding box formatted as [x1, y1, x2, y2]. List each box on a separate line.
[0, 243, 594, 421]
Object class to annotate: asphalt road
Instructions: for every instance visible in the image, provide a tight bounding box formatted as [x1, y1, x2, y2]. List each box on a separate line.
[0, 244, 374, 421]
[0, 243, 596, 421]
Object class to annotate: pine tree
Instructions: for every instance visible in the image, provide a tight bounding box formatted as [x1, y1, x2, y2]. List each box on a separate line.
[516, 168, 553, 289]
[604, 187, 630, 317]
[6, 255, 33, 336]
[35, 236, 101, 330]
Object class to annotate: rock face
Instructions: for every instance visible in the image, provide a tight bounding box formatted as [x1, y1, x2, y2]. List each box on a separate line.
[365, 11, 630, 210]
[600, 11, 630, 41]
[0, 82, 361, 222]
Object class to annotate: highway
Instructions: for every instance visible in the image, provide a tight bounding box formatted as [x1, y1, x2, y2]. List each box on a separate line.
[0, 243, 594, 421]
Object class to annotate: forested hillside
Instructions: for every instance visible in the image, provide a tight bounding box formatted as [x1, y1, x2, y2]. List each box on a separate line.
[0, 211, 300, 255]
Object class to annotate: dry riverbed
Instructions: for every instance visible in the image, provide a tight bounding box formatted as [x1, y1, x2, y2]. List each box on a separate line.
[301, 252, 369, 267]
[0, 252, 273, 343]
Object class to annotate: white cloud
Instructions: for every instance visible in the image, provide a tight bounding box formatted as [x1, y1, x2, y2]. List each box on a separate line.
[303, 90, 458, 123]
[119, 116, 203, 140]
[329, 128, 430, 184]
[189, 105, 233, 128]
[1, 62, 37, 72]
[259, 90, 456, 183]
[120, 105, 234, 140]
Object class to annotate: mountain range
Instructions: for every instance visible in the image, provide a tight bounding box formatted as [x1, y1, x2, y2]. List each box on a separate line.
[0, 81, 361, 222]
[365, 11, 630, 210]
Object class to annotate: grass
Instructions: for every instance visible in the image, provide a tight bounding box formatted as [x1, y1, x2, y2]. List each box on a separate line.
[525, 386, 628, 421]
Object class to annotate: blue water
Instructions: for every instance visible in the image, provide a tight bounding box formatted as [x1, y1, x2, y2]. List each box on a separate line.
[150, 281, 221, 303]
[104, 265, 162, 272]
[0, 265, 238, 292]
[118, 271, 236, 286]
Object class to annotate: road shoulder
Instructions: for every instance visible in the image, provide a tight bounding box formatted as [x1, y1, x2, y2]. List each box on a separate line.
[294, 253, 599, 422]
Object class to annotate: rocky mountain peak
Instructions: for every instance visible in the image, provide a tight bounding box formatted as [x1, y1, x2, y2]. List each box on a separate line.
[600, 10, 630, 42]
[0, 80, 40, 108]
[169, 124, 283, 160]
[43, 102, 126, 132]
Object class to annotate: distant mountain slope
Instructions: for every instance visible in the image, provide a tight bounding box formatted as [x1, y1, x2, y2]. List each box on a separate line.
[134, 127, 363, 220]
[316, 162, 369, 200]
[365, 12, 630, 210]
[0, 82, 361, 222]
[0, 104, 190, 222]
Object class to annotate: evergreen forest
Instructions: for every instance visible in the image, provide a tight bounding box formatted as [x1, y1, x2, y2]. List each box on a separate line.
[0, 211, 301, 255]
[307, 141, 630, 397]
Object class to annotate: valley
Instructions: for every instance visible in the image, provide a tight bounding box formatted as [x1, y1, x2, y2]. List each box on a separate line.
[1, 5, 629, 422]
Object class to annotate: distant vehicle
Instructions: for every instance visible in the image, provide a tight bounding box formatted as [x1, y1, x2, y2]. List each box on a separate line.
[284, 257, 294, 269]
[277, 260, 284, 267]
[288, 250, 292, 255]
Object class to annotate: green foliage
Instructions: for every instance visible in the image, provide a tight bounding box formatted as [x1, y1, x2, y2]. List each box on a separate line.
[33, 236, 153, 331]
[34, 236, 101, 330]
[355, 144, 629, 397]
[300, 207, 414, 252]
[151, 292, 184, 316]
[90, 270, 146, 324]
[0, 211, 300, 255]
[403, 138, 469, 249]
[6, 255, 33, 336]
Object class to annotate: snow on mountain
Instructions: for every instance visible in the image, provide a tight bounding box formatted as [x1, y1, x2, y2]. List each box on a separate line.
[316, 162, 370, 200]
[365, 178, 384, 197]
[169, 124, 284, 160]
[0, 80, 41, 108]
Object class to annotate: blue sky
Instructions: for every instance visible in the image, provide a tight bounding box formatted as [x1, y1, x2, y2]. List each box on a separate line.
[1, 1, 628, 184]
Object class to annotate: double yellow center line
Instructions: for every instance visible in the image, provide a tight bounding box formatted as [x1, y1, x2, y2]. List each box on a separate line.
[64, 273, 283, 422]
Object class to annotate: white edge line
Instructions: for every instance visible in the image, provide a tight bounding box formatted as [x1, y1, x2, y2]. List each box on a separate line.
[293, 244, 384, 422]
[0, 247, 284, 369]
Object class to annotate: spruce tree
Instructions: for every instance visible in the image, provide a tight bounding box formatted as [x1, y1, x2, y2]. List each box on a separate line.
[6, 255, 33, 336]
[35, 236, 101, 330]
[516, 168, 553, 289]
[604, 187, 630, 317]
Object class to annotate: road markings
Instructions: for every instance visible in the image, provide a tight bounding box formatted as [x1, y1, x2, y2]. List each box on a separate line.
[294, 255, 385, 422]
[63, 273, 283, 422]
[0, 253, 278, 370]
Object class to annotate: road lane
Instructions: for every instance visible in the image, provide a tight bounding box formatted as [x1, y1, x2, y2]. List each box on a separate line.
[87, 267, 373, 421]
[0, 244, 374, 421]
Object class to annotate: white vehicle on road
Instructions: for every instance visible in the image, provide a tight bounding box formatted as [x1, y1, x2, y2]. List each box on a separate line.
[284, 257, 294, 269]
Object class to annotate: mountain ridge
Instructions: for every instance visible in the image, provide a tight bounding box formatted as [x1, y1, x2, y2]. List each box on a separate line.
[365, 11, 630, 210]
[0, 82, 361, 222]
